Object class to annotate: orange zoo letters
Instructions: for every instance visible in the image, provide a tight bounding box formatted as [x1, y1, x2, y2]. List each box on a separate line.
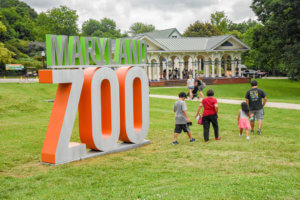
[39, 66, 149, 164]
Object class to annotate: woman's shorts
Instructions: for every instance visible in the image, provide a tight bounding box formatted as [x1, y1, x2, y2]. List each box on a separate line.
[188, 86, 194, 90]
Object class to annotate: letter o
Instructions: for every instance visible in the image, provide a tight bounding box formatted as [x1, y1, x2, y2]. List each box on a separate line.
[116, 67, 149, 144]
[79, 67, 120, 151]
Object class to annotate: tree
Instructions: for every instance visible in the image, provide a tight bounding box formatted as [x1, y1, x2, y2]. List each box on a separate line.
[81, 19, 101, 36]
[91, 18, 122, 38]
[210, 11, 231, 33]
[34, 5, 79, 40]
[129, 22, 155, 35]
[251, 0, 300, 79]
[183, 21, 222, 37]
[0, 22, 15, 65]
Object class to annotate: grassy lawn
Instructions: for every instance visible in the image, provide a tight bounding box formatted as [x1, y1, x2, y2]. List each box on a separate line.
[150, 79, 300, 104]
[0, 83, 299, 199]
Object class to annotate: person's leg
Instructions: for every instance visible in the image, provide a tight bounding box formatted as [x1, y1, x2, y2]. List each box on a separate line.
[211, 114, 219, 139]
[173, 133, 178, 142]
[183, 124, 193, 140]
[199, 91, 204, 98]
[246, 129, 250, 139]
[202, 117, 210, 141]
[239, 128, 243, 136]
[257, 109, 264, 134]
[250, 111, 256, 132]
[189, 89, 193, 99]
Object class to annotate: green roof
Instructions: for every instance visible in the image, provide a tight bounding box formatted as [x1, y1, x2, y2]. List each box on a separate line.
[131, 28, 250, 52]
[134, 28, 181, 39]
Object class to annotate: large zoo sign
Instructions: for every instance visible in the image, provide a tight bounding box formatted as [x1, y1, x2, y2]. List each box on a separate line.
[39, 35, 149, 165]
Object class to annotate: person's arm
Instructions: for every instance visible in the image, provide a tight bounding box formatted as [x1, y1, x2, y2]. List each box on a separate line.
[183, 110, 191, 122]
[237, 110, 240, 125]
[214, 104, 218, 114]
[245, 91, 250, 106]
[195, 103, 203, 117]
[262, 96, 267, 108]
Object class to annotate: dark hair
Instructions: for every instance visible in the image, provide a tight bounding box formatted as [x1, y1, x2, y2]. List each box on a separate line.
[251, 80, 258, 86]
[206, 89, 214, 96]
[178, 92, 187, 98]
[241, 102, 249, 115]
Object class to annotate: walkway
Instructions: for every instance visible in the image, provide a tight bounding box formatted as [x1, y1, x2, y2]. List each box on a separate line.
[0, 78, 38, 83]
[149, 94, 300, 110]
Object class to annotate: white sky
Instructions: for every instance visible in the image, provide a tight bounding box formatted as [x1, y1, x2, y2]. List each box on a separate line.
[21, 0, 257, 33]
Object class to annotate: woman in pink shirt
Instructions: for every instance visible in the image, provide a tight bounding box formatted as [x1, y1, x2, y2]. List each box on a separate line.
[195, 89, 221, 142]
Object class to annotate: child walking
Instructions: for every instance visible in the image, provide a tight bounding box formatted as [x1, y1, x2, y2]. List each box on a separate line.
[238, 102, 251, 140]
[173, 92, 196, 145]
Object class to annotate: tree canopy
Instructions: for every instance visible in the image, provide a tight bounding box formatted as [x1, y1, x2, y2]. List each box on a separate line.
[129, 22, 155, 35]
[183, 21, 222, 37]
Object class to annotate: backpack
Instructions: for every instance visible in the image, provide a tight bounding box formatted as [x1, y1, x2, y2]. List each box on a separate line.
[200, 80, 206, 89]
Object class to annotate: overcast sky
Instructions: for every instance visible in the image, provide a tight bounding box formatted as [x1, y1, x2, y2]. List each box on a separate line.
[21, 0, 257, 33]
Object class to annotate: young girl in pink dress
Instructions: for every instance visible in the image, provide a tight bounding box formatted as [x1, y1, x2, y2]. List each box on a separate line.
[237, 102, 251, 140]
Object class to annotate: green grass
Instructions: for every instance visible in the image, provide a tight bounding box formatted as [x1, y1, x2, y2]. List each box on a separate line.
[0, 83, 299, 199]
[150, 79, 300, 104]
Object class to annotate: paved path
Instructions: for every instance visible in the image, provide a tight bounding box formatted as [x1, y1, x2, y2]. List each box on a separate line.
[149, 94, 300, 110]
[0, 78, 38, 83]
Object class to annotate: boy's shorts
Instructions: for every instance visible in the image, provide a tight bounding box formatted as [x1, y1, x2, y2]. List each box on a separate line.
[174, 124, 190, 133]
[250, 109, 264, 121]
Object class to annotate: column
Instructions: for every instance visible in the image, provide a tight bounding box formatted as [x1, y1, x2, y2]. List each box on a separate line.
[238, 59, 242, 77]
[148, 63, 152, 80]
[231, 60, 235, 77]
[192, 59, 196, 78]
[156, 62, 160, 81]
[218, 61, 222, 78]
[179, 59, 184, 80]
[211, 61, 215, 78]
[199, 59, 202, 71]
[204, 60, 209, 78]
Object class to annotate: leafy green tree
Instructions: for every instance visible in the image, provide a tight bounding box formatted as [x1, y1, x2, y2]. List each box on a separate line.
[129, 22, 155, 35]
[0, 22, 15, 65]
[210, 11, 231, 33]
[228, 19, 258, 34]
[34, 5, 79, 41]
[47, 6, 79, 36]
[183, 21, 222, 37]
[91, 18, 122, 38]
[81, 19, 101, 36]
[251, 0, 300, 79]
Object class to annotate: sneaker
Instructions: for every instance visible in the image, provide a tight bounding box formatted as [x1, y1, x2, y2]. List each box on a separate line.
[239, 134, 242, 137]
[250, 130, 254, 134]
[215, 137, 221, 140]
[190, 138, 196, 142]
[172, 141, 178, 145]
[246, 136, 250, 140]
[257, 129, 262, 135]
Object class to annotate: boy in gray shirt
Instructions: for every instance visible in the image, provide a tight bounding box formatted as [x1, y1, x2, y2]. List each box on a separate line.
[173, 92, 196, 145]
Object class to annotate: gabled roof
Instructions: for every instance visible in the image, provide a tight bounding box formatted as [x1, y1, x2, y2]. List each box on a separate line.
[129, 28, 250, 52]
[150, 35, 249, 51]
[134, 28, 181, 39]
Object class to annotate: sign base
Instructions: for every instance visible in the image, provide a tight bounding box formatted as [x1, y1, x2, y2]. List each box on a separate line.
[40, 140, 150, 165]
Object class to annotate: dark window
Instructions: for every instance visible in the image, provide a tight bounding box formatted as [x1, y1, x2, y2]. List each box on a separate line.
[172, 35, 177, 38]
[221, 41, 233, 46]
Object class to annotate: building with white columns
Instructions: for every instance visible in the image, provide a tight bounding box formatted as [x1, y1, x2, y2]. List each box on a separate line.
[132, 28, 250, 81]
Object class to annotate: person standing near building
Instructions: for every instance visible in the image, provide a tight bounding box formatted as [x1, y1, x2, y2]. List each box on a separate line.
[245, 80, 267, 135]
[187, 75, 194, 100]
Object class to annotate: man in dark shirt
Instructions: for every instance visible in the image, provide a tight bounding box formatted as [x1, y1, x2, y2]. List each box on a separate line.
[245, 80, 267, 135]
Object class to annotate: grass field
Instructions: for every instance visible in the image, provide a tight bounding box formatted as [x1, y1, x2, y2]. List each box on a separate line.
[0, 82, 299, 199]
[150, 79, 300, 104]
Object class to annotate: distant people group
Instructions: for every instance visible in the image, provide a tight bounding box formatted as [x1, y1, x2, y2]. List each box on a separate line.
[173, 80, 267, 144]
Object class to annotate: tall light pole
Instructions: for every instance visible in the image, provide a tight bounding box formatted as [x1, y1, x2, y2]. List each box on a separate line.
[41, 51, 45, 69]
